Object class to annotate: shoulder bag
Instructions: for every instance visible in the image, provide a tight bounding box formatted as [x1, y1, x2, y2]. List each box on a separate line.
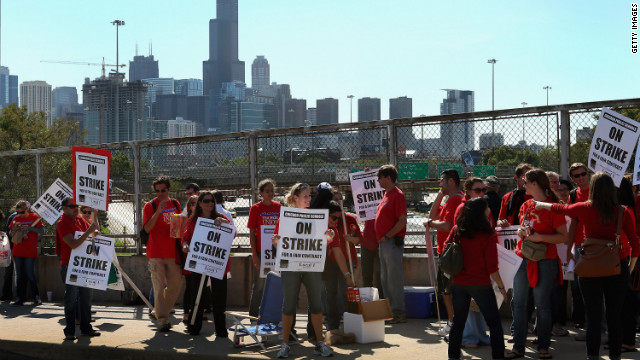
[574, 206, 622, 278]
[519, 206, 547, 262]
[438, 232, 464, 276]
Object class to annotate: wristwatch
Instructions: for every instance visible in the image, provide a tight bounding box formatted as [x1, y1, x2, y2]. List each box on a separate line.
[426, 219, 433, 227]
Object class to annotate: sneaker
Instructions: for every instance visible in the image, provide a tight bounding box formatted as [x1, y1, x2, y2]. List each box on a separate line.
[34, 296, 42, 306]
[64, 334, 76, 341]
[551, 324, 569, 337]
[438, 321, 452, 336]
[12, 298, 23, 306]
[81, 330, 101, 337]
[277, 343, 291, 358]
[314, 342, 334, 357]
[158, 323, 171, 332]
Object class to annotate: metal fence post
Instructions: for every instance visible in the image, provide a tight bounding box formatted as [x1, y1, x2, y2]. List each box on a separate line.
[132, 142, 143, 255]
[35, 153, 42, 199]
[388, 123, 397, 166]
[560, 110, 570, 180]
[249, 133, 258, 205]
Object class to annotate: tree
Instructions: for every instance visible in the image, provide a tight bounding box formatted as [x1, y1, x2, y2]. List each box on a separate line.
[481, 146, 539, 167]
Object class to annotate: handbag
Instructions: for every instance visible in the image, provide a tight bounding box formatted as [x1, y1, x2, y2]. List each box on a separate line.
[574, 206, 623, 278]
[630, 266, 640, 292]
[439, 233, 463, 276]
[519, 207, 547, 262]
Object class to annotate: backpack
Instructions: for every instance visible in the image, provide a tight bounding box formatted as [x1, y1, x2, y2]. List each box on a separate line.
[569, 189, 577, 204]
[140, 199, 179, 245]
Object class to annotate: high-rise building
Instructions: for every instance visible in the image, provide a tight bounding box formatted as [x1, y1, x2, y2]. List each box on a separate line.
[52, 86, 81, 119]
[440, 89, 475, 156]
[141, 78, 174, 118]
[82, 78, 148, 144]
[316, 98, 339, 125]
[285, 98, 306, 128]
[389, 96, 412, 119]
[129, 54, 159, 82]
[167, 117, 198, 155]
[479, 133, 504, 149]
[156, 94, 188, 121]
[307, 107, 317, 125]
[251, 56, 270, 91]
[186, 95, 210, 133]
[0, 66, 18, 108]
[20, 80, 52, 125]
[202, 0, 245, 129]
[358, 97, 381, 122]
[576, 127, 594, 142]
[174, 78, 203, 96]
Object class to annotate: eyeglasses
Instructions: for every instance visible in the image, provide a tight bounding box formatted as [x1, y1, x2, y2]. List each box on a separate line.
[155, 188, 168, 193]
[16, 211, 26, 214]
[471, 188, 487, 194]
[296, 183, 309, 190]
[82, 210, 92, 215]
[201, 199, 214, 204]
[65, 204, 78, 209]
[571, 171, 588, 178]
[330, 215, 341, 221]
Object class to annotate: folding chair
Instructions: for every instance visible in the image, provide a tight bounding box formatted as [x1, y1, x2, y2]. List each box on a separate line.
[225, 271, 299, 350]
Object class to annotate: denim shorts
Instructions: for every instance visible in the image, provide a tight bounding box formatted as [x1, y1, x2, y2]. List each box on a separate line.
[281, 271, 323, 315]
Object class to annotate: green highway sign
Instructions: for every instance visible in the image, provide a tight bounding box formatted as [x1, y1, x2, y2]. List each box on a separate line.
[473, 165, 495, 177]
[398, 162, 429, 180]
[437, 163, 463, 178]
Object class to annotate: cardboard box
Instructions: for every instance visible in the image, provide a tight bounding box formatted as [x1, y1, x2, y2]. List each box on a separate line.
[343, 299, 394, 344]
[404, 286, 435, 318]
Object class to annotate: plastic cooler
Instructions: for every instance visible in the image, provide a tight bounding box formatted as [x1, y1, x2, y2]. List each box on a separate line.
[404, 286, 435, 318]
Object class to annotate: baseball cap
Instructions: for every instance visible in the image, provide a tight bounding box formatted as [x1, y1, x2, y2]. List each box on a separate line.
[317, 182, 332, 192]
[484, 176, 500, 185]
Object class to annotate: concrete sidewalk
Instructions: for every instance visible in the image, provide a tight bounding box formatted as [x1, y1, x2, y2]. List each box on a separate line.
[0, 299, 637, 360]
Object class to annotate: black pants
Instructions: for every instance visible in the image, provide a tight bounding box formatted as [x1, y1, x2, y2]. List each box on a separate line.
[186, 273, 227, 336]
[551, 280, 569, 325]
[1, 261, 13, 299]
[571, 277, 585, 326]
[579, 262, 627, 359]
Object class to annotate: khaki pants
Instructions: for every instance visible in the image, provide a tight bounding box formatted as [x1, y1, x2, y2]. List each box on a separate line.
[149, 258, 182, 326]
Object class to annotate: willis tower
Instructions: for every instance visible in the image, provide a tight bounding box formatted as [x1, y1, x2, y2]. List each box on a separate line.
[203, 0, 245, 131]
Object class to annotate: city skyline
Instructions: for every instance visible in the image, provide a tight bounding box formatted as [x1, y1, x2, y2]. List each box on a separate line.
[1, 1, 638, 125]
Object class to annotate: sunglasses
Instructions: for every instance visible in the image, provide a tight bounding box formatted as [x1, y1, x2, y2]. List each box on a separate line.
[155, 188, 168, 193]
[330, 215, 341, 221]
[571, 171, 588, 178]
[471, 188, 487, 194]
[201, 199, 214, 204]
[65, 204, 78, 209]
[82, 210, 92, 214]
[16, 210, 26, 214]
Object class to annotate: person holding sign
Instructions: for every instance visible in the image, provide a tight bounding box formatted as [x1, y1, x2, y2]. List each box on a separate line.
[507, 169, 567, 360]
[443, 198, 507, 360]
[142, 175, 183, 332]
[247, 179, 281, 318]
[376, 165, 408, 325]
[9, 200, 44, 306]
[535, 172, 639, 360]
[56, 197, 100, 341]
[273, 183, 334, 358]
[181, 191, 231, 337]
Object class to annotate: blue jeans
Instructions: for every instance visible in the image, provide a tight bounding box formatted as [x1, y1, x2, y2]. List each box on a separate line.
[449, 284, 505, 359]
[462, 310, 490, 346]
[14, 257, 39, 300]
[379, 238, 405, 317]
[324, 261, 347, 330]
[512, 258, 557, 353]
[60, 265, 94, 336]
[249, 256, 266, 317]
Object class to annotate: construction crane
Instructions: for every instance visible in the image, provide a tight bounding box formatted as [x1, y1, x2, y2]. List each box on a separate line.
[40, 58, 126, 80]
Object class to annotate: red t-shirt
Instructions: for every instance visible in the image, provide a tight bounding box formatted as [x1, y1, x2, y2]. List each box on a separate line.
[444, 226, 499, 286]
[453, 196, 495, 227]
[247, 201, 281, 254]
[181, 216, 232, 274]
[361, 219, 378, 251]
[550, 202, 640, 259]
[9, 213, 43, 258]
[56, 214, 90, 266]
[498, 190, 533, 225]
[436, 192, 464, 255]
[515, 199, 566, 259]
[375, 187, 407, 241]
[143, 198, 182, 259]
[568, 187, 589, 246]
[329, 213, 360, 268]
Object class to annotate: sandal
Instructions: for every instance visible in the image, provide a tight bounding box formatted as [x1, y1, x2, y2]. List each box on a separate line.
[538, 350, 553, 359]
[504, 350, 524, 359]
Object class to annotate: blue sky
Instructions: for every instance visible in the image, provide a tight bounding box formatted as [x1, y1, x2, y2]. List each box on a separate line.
[2, 0, 638, 123]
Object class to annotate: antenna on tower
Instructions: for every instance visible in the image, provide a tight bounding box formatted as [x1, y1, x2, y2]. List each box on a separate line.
[149, 41, 152, 56]
[135, 42, 138, 56]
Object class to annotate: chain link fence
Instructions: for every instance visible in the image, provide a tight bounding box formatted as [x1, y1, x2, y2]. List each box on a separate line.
[0, 99, 638, 252]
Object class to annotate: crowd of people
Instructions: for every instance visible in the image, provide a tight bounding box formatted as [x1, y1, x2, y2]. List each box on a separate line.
[1, 162, 639, 360]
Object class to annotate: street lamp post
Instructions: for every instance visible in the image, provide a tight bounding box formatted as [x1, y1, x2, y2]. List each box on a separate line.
[487, 59, 497, 146]
[543, 85, 552, 146]
[112, 19, 125, 143]
[347, 95, 354, 123]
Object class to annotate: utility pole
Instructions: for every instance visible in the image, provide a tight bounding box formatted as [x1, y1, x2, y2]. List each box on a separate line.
[543, 85, 552, 147]
[112, 19, 125, 142]
[487, 59, 497, 146]
[347, 95, 354, 123]
[521, 102, 527, 148]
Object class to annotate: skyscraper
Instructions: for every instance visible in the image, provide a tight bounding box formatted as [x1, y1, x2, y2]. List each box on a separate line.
[52, 86, 80, 119]
[20, 80, 52, 125]
[440, 89, 475, 156]
[202, 0, 245, 129]
[389, 96, 412, 119]
[316, 98, 339, 125]
[129, 54, 159, 82]
[251, 56, 270, 91]
[285, 98, 306, 128]
[0, 66, 18, 108]
[141, 78, 174, 118]
[174, 78, 203, 96]
[358, 97, 381, 122]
